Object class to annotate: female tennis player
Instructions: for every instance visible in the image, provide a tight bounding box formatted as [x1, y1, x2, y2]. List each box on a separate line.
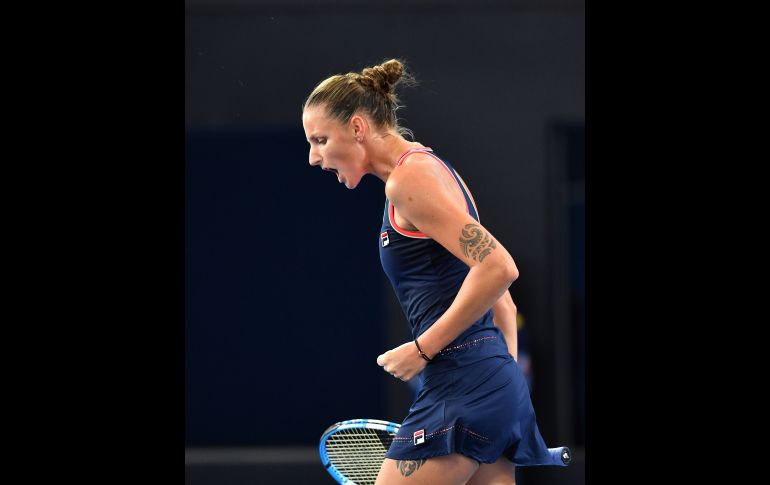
[302, 59, 552, 485]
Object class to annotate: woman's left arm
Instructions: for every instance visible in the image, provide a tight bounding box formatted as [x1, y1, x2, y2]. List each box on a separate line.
[492, 291, 518, 361]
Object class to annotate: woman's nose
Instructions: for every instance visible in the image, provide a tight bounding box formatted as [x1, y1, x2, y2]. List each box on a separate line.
[309, 147, 321, 167]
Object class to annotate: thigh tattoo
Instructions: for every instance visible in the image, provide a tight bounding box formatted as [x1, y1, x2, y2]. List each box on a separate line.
[396, 459, 427, 477]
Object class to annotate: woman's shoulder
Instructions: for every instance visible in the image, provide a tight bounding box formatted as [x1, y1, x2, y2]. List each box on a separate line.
[386, 155, 445, 202]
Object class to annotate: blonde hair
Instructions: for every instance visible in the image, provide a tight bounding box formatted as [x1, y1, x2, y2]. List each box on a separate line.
[303, 58, 417, 139]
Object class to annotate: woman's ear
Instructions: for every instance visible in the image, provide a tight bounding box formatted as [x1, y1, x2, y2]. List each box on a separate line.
[350, 114, 367, 142]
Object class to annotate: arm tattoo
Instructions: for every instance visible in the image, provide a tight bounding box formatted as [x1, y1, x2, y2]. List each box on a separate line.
[459, 223, 497, 262]
[396, 459, 427, 477]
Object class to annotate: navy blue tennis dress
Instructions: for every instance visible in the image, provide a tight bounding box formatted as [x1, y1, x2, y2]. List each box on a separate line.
[379, 147, 551, 466]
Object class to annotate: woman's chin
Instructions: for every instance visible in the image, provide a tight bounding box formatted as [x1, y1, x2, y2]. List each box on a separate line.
[343, 175, 361, 189]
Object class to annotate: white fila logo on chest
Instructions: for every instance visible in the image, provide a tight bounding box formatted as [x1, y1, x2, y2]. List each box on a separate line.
[381, 231, 390, 247]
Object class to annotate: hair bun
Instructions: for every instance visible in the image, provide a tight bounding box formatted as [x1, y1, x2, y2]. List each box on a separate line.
[360, 59, 404, 95]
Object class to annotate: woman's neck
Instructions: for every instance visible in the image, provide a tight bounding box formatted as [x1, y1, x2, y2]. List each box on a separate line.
[368, 133, 425, 182]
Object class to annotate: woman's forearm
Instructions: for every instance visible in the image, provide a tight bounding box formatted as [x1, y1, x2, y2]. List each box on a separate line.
[417, 263, 517, 358]
[492, 291, 518, 361]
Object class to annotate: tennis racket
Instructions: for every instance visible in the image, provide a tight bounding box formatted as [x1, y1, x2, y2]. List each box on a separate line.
[319, 418, 570, 485]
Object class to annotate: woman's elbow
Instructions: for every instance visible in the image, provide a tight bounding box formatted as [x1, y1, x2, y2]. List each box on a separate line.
[506, 263, 519, 284]
[494, 260, 518, 286]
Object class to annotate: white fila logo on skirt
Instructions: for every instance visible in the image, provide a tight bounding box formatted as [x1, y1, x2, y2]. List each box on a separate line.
[413, 429, 425, 445]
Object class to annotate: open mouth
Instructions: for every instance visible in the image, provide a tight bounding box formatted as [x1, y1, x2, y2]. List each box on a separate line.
[322, 166, 344, 184]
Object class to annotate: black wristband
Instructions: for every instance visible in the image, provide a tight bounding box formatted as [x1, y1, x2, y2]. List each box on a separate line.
[414, 338, 433, 362]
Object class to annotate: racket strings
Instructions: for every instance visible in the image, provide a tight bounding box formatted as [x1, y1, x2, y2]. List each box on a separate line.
[325, 427, 396, 484]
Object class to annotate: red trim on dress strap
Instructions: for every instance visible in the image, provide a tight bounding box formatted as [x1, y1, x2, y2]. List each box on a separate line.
[395, 147, 433, 167]
[389, 202, 429, 238]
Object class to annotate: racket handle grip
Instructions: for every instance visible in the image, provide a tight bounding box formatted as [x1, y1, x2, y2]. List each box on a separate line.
[547, 446, 571, 466]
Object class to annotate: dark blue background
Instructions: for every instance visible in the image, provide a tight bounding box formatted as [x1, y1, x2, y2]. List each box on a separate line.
[185, 128, 390, 445]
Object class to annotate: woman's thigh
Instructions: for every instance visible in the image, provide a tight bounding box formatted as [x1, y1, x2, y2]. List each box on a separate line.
[375, 453, 480, 485]
[467, 455, 517, 485]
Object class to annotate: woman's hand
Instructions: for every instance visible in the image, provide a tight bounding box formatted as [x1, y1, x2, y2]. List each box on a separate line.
[376, 341, 427, 382]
